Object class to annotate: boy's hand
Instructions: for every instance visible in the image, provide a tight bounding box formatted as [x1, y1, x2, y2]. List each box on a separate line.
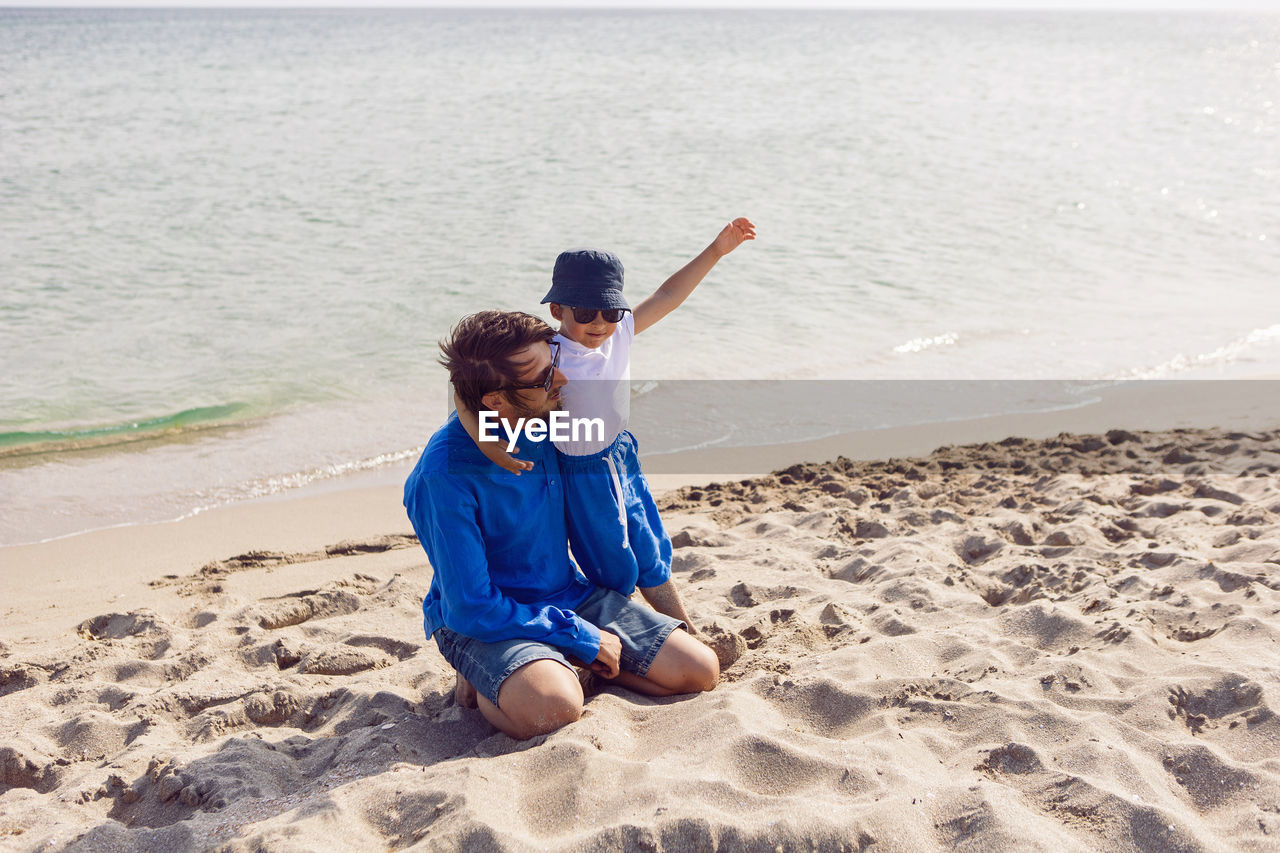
[711, 217, 756, 258]
[493, 445, 534, 475]
[456, 393, 534, 474]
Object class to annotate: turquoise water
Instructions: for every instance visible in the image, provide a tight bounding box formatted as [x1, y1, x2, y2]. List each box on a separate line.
[0, 405, 247, 455]
[2, 9, 1279, 543]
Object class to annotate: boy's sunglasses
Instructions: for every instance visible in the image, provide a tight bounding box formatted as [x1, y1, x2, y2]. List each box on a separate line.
[502, 341, 561, 393]
[569, 307, 627, 324]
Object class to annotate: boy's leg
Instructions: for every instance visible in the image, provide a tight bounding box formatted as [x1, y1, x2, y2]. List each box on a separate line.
[617, 433, 674, 592]
[479, 659, 584, 740]
[563, 455, 639, 595]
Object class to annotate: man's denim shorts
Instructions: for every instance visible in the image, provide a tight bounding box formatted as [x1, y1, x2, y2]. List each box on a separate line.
[432, 587, 684, 707]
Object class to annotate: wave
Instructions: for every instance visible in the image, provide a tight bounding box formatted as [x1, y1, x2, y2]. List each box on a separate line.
[893, 332, 959, 354]
[11, 444, 426, 548]
[0, 403, 251, 459]
[1115, 323, 1280, 380]
[223, 447, 425, 502]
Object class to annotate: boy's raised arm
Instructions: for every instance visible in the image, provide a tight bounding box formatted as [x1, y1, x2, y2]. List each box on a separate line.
[633, 217, 755, 335]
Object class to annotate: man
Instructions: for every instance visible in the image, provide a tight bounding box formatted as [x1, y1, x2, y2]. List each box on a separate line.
[404, 310, 718, 740]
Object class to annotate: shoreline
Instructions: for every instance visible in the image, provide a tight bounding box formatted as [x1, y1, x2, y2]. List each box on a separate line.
[6, 377, 1280, 550]
[4, 377, 1279, 644]
[646, 376, 1280, 476]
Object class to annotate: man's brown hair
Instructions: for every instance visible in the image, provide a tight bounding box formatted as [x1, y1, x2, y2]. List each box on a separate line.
[439, 310, 556, 414]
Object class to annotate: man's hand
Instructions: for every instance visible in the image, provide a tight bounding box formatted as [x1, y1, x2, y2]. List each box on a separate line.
[710, 217, 756, 258]
[591, 630, 622, 679]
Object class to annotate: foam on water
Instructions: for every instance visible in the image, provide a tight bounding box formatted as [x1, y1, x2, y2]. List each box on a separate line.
[1117, 323, 1280, 380]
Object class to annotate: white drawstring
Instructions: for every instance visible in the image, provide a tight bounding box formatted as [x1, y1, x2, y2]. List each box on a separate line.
[604, 454, 629, 550]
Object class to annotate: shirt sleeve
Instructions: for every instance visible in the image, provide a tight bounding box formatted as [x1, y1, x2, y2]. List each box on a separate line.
[410, 473, 601, 663]
[635, 557, 671, 589]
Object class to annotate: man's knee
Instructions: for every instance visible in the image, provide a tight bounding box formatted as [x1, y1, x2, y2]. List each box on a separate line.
[513, 690, 582, 738]
[653, 630, 719, 694]
[684, 640, 719, 693]
[498, 661, 584, 739]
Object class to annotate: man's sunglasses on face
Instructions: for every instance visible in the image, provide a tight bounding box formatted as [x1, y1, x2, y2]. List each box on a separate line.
[502, 341, 561, 393]
[570, 307, 627, 324]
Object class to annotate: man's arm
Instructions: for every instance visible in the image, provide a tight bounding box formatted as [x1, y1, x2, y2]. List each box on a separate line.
[633, 218, 755, 335]
[638, 579, 698, 637]
[408, 472, 602, 663]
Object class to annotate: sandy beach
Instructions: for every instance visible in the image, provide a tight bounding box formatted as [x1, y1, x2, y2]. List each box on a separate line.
[7, 8, 1280, 851]
[3, 381, 1279, 851]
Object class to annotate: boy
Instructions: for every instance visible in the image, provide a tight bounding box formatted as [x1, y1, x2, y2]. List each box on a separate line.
[463, 218, 755, 625]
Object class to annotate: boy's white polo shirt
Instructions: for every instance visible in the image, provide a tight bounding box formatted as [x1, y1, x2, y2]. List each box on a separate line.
[552, 313, 633, 456]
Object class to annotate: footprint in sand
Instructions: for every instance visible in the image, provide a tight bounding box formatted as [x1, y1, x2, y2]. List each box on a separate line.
[0, 746, 59, 793]
[298, 645, 393, 676]
[52, 711, 146, 763]
[976, 742, 1043, 777]
[728, 581, 800, 609]
[0, 663, 48, 698]
[1167, 677, 1267, 735]
[1162, 744, 1262, 809]
[957, 534, 1003, 565]
[252, 576, 383, 630]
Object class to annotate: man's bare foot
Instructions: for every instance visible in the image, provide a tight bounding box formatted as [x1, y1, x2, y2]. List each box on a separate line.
[454, 672, 478, 709]
[577, 667, 601, 698]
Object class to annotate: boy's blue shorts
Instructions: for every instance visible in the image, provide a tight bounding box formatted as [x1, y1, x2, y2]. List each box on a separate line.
[559, 431, 672, 596]
[432, 587, 684, 708]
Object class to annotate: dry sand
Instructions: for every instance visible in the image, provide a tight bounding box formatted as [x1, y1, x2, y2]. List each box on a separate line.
[3, 386, 1280, 851]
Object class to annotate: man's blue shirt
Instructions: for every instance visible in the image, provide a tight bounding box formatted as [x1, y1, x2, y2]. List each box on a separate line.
[404, 414, 601, 663]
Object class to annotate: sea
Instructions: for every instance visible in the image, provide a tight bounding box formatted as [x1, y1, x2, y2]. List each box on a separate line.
[2, 8, 1278, 546]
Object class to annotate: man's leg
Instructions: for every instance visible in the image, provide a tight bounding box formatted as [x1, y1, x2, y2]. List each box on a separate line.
[477, 659, 584, 740]
[572, 588, 719, 698]
[454, 672, 478, 708]
[607, 627, 719, 697]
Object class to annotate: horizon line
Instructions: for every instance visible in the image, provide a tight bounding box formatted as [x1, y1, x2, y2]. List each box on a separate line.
[3, 2, 1278, 10]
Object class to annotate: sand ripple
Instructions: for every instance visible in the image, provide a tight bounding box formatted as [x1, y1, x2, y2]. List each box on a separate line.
[2, 427, 1279, 850]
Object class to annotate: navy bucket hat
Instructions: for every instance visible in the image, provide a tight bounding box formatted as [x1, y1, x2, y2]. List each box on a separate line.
[540, 249, 631, 312]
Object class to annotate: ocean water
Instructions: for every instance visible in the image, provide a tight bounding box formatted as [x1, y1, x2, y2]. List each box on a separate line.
[2, 9, 1278, 545]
